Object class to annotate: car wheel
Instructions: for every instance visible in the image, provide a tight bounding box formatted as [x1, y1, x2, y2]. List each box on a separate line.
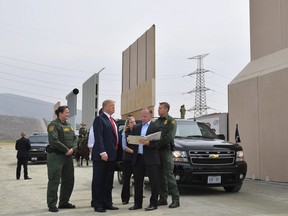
[118, 171, 123, 185]
[223, 184, 242, 192]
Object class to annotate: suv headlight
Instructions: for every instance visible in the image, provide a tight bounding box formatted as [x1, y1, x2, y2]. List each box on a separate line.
[172, 151, 188, 162]
[236, 150, 245, 162]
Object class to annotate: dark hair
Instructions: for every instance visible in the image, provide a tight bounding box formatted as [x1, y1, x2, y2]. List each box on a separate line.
[55, 106, 69, 117]
[98, 108, 103, 115]
[159, 102, 170, 112]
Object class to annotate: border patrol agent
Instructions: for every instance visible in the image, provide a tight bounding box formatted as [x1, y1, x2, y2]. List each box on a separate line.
[46, 106, 77, 213]
[155, 102, 180, 208]
[79, 123, 88, 137]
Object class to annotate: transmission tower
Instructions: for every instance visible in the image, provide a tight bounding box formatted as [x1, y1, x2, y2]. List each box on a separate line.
[185, 53, 210, 118]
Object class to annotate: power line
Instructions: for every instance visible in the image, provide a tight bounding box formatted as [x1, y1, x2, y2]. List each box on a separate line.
[0, 62, 84, 78]
[0, 77, 68, 91]
[0, 85, 62, 101]
[0, 54, 94, 74]
[0, 28, 109, 52]
[0, 70, 76, 88]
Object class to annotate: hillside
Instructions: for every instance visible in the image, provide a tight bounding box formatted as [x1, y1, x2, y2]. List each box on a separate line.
[0, 93, 82, 141]
[0, 115, 47, 141]
[0, 93, 81, 121]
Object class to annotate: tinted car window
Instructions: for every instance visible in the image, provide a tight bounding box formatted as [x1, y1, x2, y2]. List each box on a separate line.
[29, 135, 49, 144]
[176, 120, 216, 139]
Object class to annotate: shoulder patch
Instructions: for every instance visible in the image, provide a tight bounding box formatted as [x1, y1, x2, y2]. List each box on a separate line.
[48, 125, 55, 132]
[172, 120, 176, 124]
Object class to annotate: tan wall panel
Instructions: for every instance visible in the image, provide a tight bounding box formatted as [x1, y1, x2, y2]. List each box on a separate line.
[121, 25, 156, 118]
[121, 79, 155, 117]
[281, 0, 288, 48]
[135, 80, 154, 110]
[250, 0, 287, 60]
[130, 43, 138, 89]
[121, 91, 128, 116]
[258, 69, 288, 182]
[135, 82, 145, 111]
[82, 74, 98, 128]
[229, 47, 288, 182]
[228, 78, 260, 179]
[128, 89, 136, 114]
[138, 34, 147, 84]
[124, 106, 155, 120]
[228, 1, 288, 183]
[147, 25, 156, 80]
[122, 49, 130, 92]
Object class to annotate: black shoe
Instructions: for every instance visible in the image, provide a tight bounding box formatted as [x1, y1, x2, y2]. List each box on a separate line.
[94, 207, 106, 212]
[145, 205, 157, 211]
[91, 201, 94, 207]
[122, 201, 129, 205]
[24, 177, 32, 180]
[129, 205, 142, 210]
[105, 206, 119, 210]
[16, 178, 20, 180]
[157, 199, 168, 206]
[48, 206, 59, 212]
[169, 200, 180, 208]
[58, 203, 76, 209]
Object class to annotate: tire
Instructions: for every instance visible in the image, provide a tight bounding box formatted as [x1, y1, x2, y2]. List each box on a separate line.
[223, 184, 242, 192]
[117, 171, 123, 185]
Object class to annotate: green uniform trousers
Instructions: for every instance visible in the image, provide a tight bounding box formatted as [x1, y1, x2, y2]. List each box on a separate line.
[158, 148, 180, 201]
[47, 152, 74, 208]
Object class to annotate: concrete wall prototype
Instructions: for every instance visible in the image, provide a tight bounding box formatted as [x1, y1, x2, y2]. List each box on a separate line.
[250, 0, 288, 60]
[228, 0, 288, 182]
[82, 73, 100, 129]
[121, 25, 156, 119]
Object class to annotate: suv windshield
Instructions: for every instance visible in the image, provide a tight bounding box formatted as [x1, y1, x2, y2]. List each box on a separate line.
[29, 135, 48, 144]
[175, 120, 216, 139]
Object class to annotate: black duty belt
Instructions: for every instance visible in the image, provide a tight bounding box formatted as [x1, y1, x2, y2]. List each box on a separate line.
[50, 148, 64, 154]
[46, 145, 65, 155]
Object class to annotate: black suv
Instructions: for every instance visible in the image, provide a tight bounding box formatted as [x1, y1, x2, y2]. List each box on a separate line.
[172, 119, 247, 192]
[28, 133, 49, 162]
[117, 119, 247, 192]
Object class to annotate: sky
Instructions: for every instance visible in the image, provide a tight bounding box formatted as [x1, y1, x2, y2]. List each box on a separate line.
[0, 0, 250, 119]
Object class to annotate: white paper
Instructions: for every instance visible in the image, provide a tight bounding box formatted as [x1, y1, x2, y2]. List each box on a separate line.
[146, 131, 162, 141]
[128, 131, 161, 145]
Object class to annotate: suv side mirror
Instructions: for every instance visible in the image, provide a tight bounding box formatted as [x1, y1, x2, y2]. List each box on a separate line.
[216, 134, 225, 140]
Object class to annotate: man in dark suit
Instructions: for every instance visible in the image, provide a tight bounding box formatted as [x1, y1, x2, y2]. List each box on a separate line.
[128, 108, 161, 211]
[92, 99, 119, 212]
[15, 132, 31, 180]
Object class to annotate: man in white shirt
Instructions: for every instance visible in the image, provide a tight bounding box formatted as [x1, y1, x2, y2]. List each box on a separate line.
[88, 108, 103, 150]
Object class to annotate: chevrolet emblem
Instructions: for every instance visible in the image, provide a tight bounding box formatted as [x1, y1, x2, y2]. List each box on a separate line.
[209, 154, 219, 159]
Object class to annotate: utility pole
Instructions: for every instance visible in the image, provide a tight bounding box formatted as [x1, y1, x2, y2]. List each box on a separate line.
[185, 53, 210, 118]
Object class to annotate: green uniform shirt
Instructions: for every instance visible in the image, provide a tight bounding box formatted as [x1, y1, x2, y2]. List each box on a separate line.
[155, 114, 177, 149]
[47, 118, 77, 153]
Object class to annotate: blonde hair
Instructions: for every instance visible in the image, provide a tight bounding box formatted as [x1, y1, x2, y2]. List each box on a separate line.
[102, 99, 115, 109]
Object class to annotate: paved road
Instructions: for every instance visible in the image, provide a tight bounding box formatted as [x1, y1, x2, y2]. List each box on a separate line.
[1, 143, 288, 216]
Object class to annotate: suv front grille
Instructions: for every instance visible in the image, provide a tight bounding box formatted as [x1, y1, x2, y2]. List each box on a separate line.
[189, 150, 235, 165]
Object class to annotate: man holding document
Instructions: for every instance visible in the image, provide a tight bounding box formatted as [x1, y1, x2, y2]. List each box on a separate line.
[128, 108, 161, 211]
